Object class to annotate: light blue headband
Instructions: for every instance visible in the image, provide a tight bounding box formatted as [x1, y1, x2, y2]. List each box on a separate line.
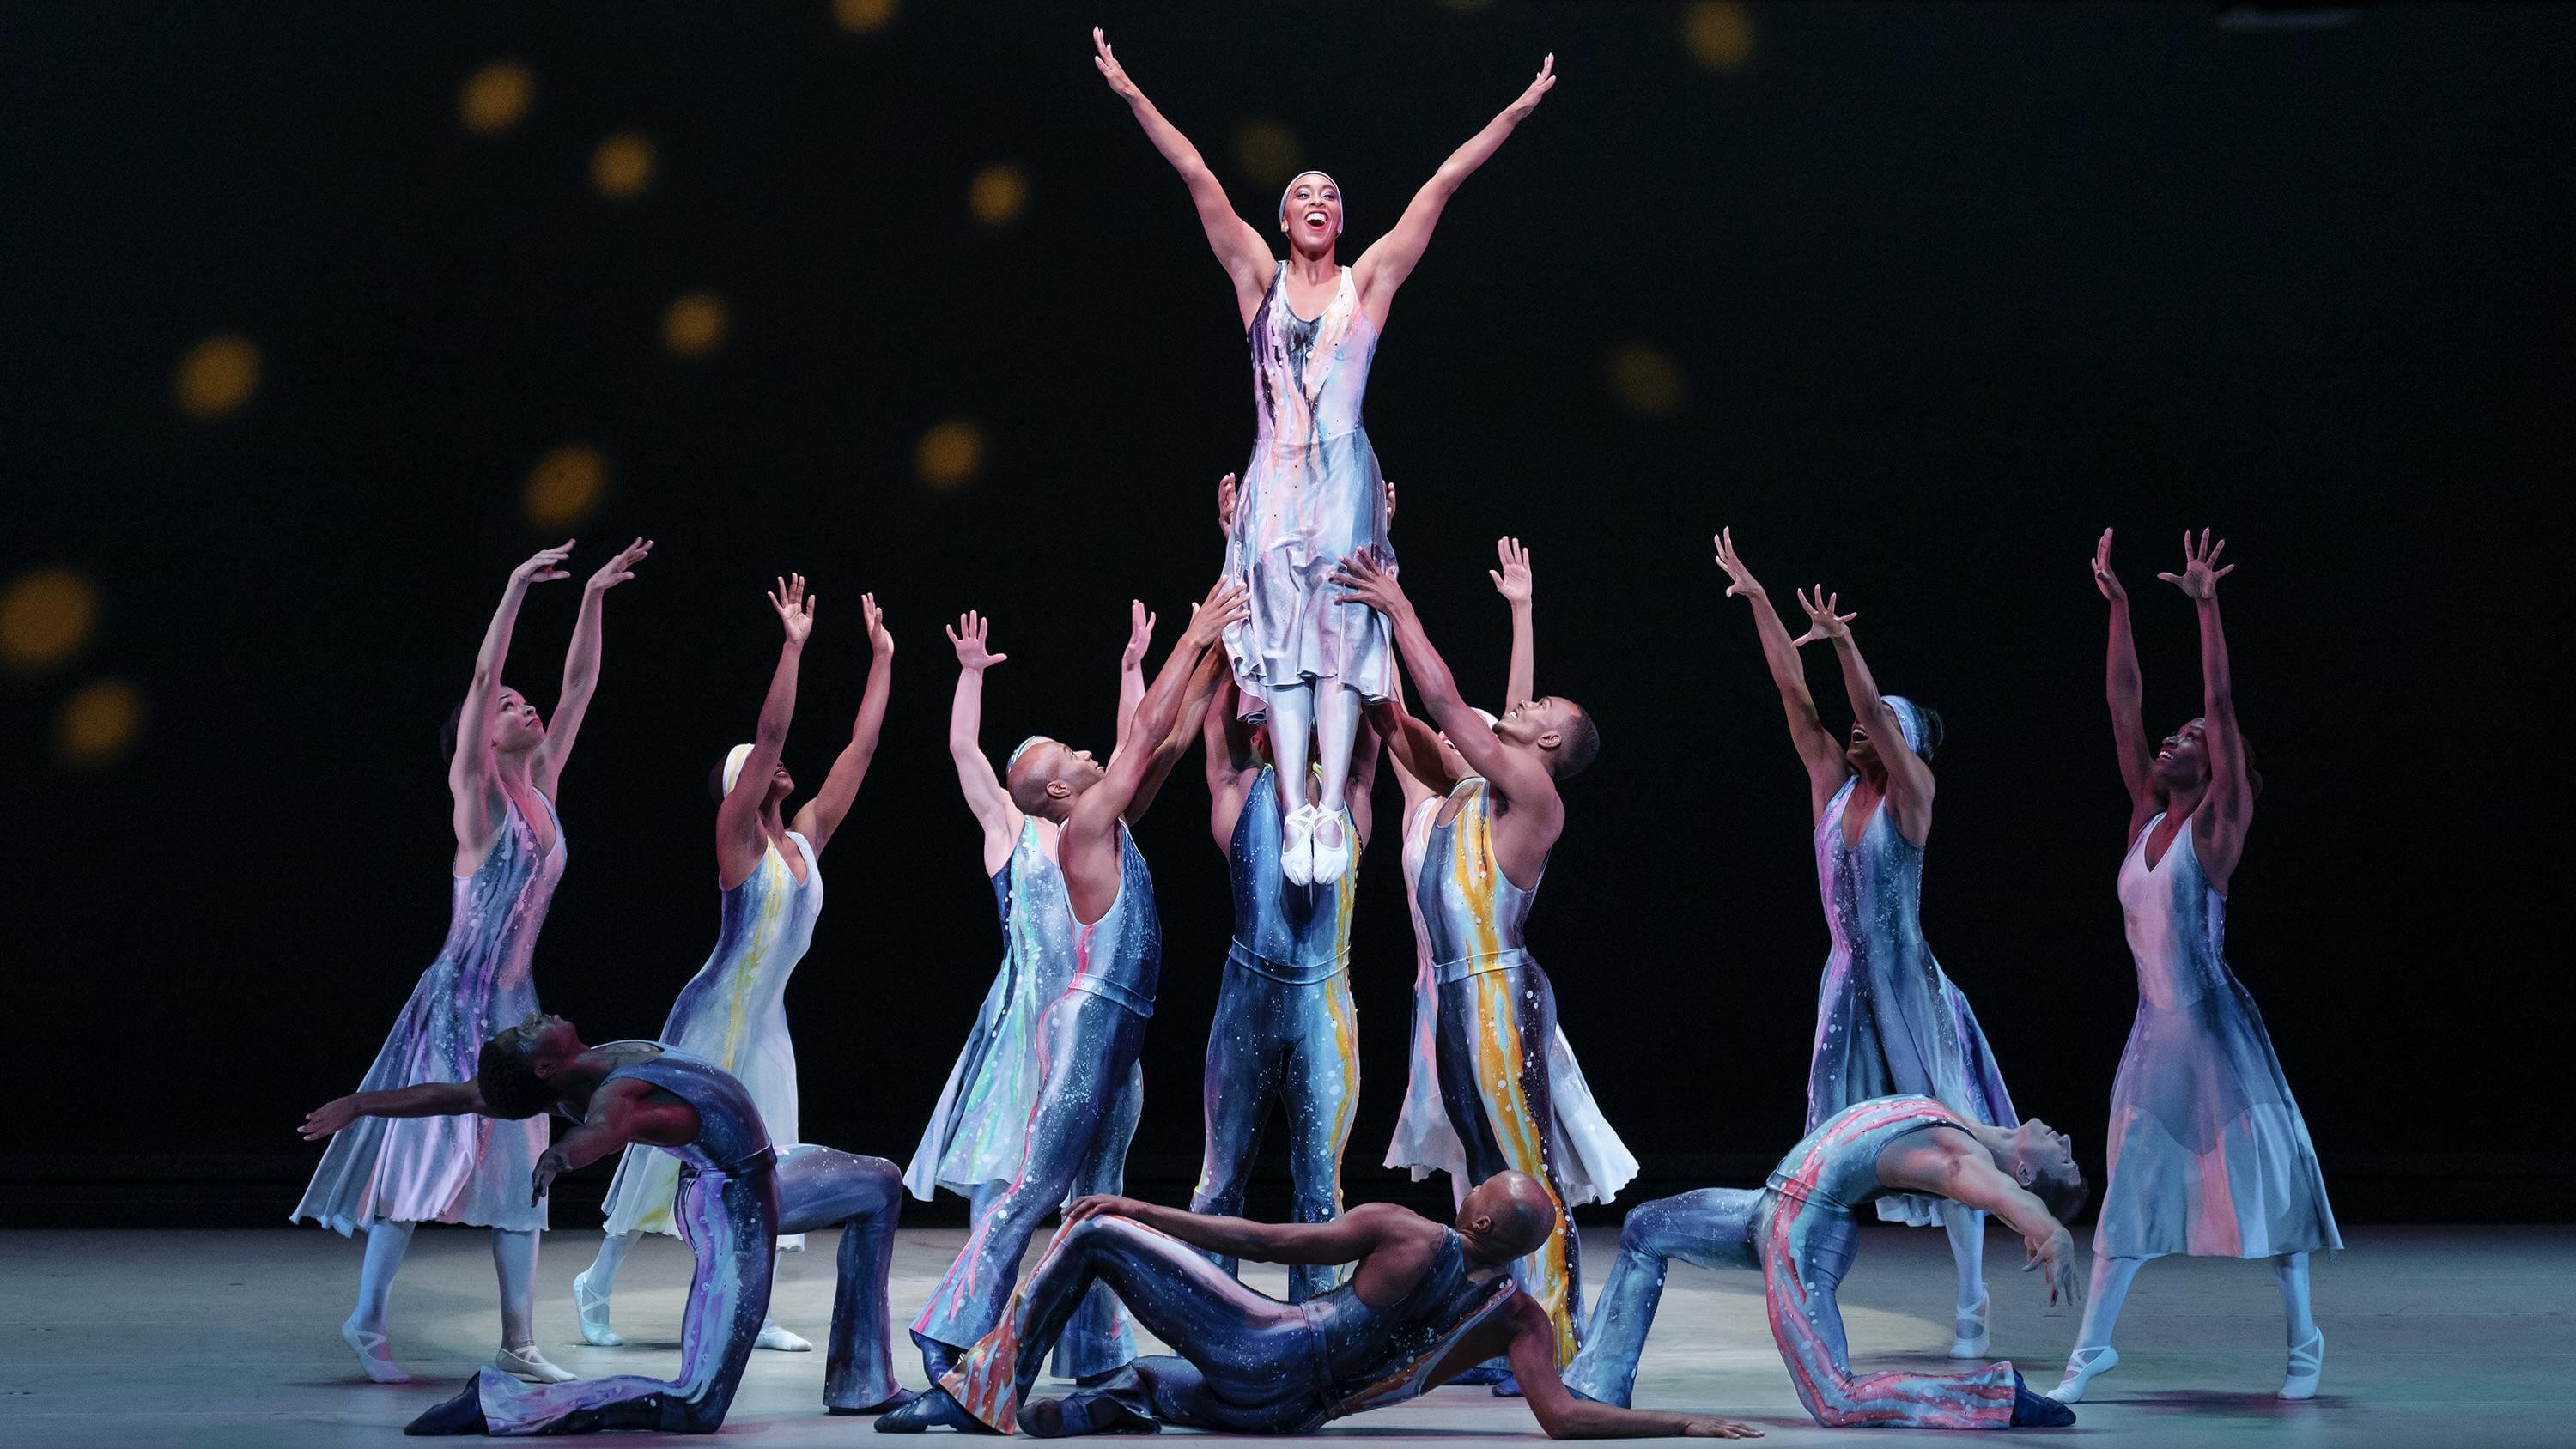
[1882, 696, 1929, 755]
[1279, 171, 1344, 233]
[1005, 736, 1049, 772]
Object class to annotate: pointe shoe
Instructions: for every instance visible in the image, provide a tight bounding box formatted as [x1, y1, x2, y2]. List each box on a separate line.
[1279, 803, 1318, 887]
[1307, 807, 1353, 886]
[342, 1317, 411, 1383]
[2046, 1346, 2118, 1404]
[571, 1267, 623, 1347]
[2278, 1328, 2324, 1400]
[1948, 1289, 1990, 1358]
[755, 1319, 813, 1352]
[495, 1343, 576, 1384]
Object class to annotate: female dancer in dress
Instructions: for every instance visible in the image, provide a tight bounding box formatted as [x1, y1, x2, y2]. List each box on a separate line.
[293, 536, 652, 1385]
[1714, 530, 2014, 1359]
[1091, 27, 1556, 887]
[2049, 530, 2339, 1404]
[576, 575, 894, 1353]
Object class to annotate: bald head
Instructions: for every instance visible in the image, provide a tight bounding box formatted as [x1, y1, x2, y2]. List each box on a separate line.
[1456, 1170, 1558, 1263]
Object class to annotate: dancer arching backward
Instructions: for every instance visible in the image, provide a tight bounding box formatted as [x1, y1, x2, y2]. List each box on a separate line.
[1092, 27, 1557, 888]
[579, 576, 896, 1355]
[907, 601, 1156, 1210]
[883, 581, 1247, 1433]
[1714, 530, 2016, 1359]
[1331, 551, 1601, 1377]
[2049, 530, 2340, 1405]
[1564, 1096, 2086, 1431]
[293, 537, 650, 1387]
[301, 1015, 908, 1434]
[915, 1179, 1762, 1440]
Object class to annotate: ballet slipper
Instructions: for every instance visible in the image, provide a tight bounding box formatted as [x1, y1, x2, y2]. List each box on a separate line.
[1279, 804, 1318, 887]
[495, 1343, 575, 1384]
[2278, 1328, 2324, 1400]
[342, 1317, 411, 1384]
[2045, 1345, 2117, 1403]
[1948, 1288, 1990, 1358]
[571, 1268, 623, 1348]
[1307, 807, 1353, 886]
[754, 1319, 813, 1352]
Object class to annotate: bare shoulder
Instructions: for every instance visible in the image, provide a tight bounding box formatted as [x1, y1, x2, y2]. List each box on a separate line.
[1346, 1201, 1439, 1246]
[1876, 1122, 1978, 1190]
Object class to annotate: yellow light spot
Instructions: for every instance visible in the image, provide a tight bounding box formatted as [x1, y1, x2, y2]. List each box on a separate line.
[662, 291, 730, 358]
[174, 334, 261, 420]
[1607, 343, 1687, 418]
[1233, 120, 1304, 190]
[1683, 2, 1757, 72]
[524, 445, 609, 529]
[968, 163, 1029, 227]
[833, 0, 898, 33]
[0, 568, 99, 674]
[915, 419, 986, 489]
[58, 677, 143, 768]
[592, 133, 656, 200]
[459, 60, 534, 136]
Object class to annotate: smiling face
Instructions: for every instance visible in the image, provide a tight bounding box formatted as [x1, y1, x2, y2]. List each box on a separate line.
[1279, 172, 1343, 258]
[491, 687, 545, 755]
[2152, 718, 2210, 791]
[1844, 718, 1880, 770]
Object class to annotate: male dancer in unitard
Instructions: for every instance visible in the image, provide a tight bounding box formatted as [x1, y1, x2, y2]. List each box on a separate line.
[1332, 551, 1601, 1381]
[904, 1175, 1760, 1439]
[1564, 1095, 2088, 1430]
[298, 1013, 908, 1434]
[884, 579, 1247, 1431]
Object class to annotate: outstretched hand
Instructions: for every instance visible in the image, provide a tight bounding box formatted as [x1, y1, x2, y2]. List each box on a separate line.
[1505, 53, 1558, 121]
[1490, 536, 1533, 605]
[299, 1097, 360, 1142]
[512, 539, 576, 586]
[1122, 600, 1157, 668]
[2157, 528, 2234, 602]
[1214, 472, 1239, 539]
[2091, 528, 2125, 604]
[861, 592, 892, 657]
[1681, 1418, 1765, 1440]
[769, 573, 815, 645]
[1062, 1193, 1145, 1228]
[947, 610, 1006, 671]
[1713, 527, 1765, 600]
[1091, 27, 1142, 102]
[1327, 551, 1408, 618]
[1182, 579, 1250, 649]
[2022, 1223, 2084, 1309]
[531, 1147, 572, 1207]
[1789, 585, 1856, 646]
[587, 537, 653, 593]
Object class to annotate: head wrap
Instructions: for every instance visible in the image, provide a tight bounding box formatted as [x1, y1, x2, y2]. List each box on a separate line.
[1881, 696, 1930, 757]
[720, 743, 756, 796]
[1279, 171, 1345, 234]
[1006, 736, 1051, 773]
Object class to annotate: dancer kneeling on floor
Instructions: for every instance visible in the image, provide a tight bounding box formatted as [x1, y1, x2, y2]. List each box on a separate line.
[300, 1014, 910, 1434]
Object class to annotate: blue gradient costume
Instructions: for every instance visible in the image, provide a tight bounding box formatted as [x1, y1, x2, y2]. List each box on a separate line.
[1190, 765, 1361, 1301]
[1566, 1096, 2021, 1430]
[909, 822, 1157, 1381]
[419, 1047, 901, 1434]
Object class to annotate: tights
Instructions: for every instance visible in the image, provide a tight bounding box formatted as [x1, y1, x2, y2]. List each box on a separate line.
[1941, 1203, 1988, 1314]
[1261, 682, 1362, 838]
[582, 1229, 794, 1336]
[354, 1222, 539, 1350]
[2070, 1249, 2316, 1355]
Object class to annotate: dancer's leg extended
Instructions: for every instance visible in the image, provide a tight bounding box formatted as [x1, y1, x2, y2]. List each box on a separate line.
[1564, 1189, 1763, 1406]
[1309, 682, 1363, 863]
[1263, 682, 1315, 881]
[2049, 1251, 2149, 1402]
[775, 1145, 908, 1412]
[1435, 962, 1579, 1364]
[489, 1228, 570, 1381]
[2275, 1252, 2323, 1399]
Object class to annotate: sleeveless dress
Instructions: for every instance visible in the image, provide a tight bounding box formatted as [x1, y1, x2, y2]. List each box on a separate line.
[1385, 790, 1635, 1208]
[905, 819, 1078, 1200]
[1807, 777, 2014, 1226]
[2094, 815, 2339, 1259]
[294, 797, 563, 1234]
[1223, 262, 1394, 712]
[600, 832, 822, 1245]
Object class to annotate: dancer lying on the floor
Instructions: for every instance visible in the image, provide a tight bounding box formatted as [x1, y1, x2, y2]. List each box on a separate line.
[896, 1173, 1760, 1439]
[2050, 530, 2337, 1404]
[300, 1014, 909, 1434]
[1563, 1095, 2087, 1430]
[583, 575, 896, 1355]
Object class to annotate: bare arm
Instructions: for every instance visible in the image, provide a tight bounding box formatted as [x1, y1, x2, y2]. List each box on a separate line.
[531, 1079, 701, 1204]
[793, 592, 894, 856]
[1126, 645, 1230, 826]
[1113, 599, 1154, 751]
[2161, 530, 2252, 890]
[1353, 57, 1558, 324]
[1880, 1135, 2081, 1310]
[943, 611, 1021, 877]
[1715, 530, 1847, 818]
[1204, 675, 1262, 851]
[1368, 682, 1456, 799]
[452, 543, 572, 861]
[1495, 1296, 1761, 1439]
[1062, 580, 1248, 909]
[1092, 30, 1272, 324]
[531, 537, 652, 800]
[719, 576, 811, 891]
[1346, 723, 1383, 847]
[1064, 1193, 1400, 1267]
[299, 1080, 488, 1141]
[1799, 588, 1937, 846]
[1493, 535, 1536, 711]
[2093, 530, 2156, 839]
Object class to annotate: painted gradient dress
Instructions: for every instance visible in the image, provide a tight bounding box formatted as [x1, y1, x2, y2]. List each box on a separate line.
[1808, 775, 2014, 1227]
[294, 797, 563, 1234]
[1222, 262, 1394, 710]
[2094, 816, 2338, 1259]
[599, 833, 820, 1246]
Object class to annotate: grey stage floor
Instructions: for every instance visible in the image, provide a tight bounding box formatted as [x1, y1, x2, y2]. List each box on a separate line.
[1, 1223, 2564, 1447]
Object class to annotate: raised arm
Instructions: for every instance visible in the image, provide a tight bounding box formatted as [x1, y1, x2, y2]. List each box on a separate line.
[452, 542, 574, 858]
[1353, 56, 1557, 325]
[1092, 29, 1273, 324]
[1113, 599, 1155, 751]
[1064, 1193, 1401, 1269]
[1124, 641, 1230, 827]
[2094, 528, 2156, 838]
[300, 1079, 489, 1142]
[1203, 674, 1263, 851]
[2160, 530, 2252, 891]
[792, 592, 894, 857]
[1368, 687, 1454, 803]
[718, 575, 811, 891]
[944, 611, 1022, 877]
[1493, 535, 1536, 711]
[1715, 529, 1846, 818]
[1795, 585, 1936, 845]
[530, 537, 652, 800]
[1063, 580, 1247, 877]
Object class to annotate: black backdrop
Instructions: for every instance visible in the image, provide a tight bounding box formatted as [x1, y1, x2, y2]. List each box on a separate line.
[5, 2, 2568, 1227]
